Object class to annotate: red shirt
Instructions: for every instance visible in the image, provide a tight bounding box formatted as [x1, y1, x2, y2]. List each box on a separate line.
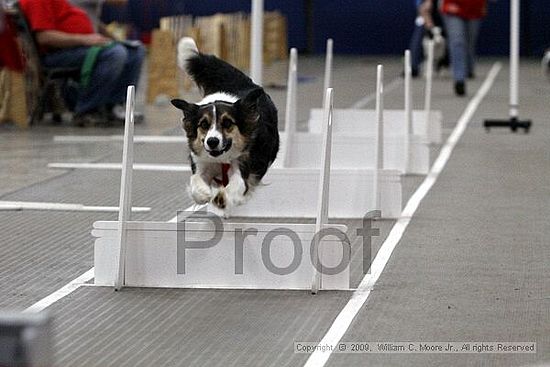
[19, 0, 94, 34]
[440, 0, 487, 19]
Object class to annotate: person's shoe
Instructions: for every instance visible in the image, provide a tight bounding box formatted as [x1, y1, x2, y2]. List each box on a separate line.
[467, 71, 476, 79]
[111, 104, 145, 123]
[436, 54, 450, 74]
[401, 69, 420, 79]
[454, 81, 466, 96]
[72, 112, 109, 127]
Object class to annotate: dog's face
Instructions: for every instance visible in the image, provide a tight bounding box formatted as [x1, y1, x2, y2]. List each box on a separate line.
[172, 90, 262, 161]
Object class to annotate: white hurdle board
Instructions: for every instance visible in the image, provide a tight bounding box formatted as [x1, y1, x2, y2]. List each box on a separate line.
[307, 109, 430, 175]
[93, 220, 349, 290]
[229, 167, 401, 218]
[93, 87, 350, 291]
[308, 109, 442, 146]
[311, 41, 442, 145]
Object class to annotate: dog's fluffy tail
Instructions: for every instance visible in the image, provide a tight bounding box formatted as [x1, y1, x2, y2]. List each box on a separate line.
[177, 37, 257, 97]
[177, 37, 199, 71]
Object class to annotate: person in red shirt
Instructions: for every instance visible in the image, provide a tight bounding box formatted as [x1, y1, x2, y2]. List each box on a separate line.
[421, 0, 487, 96]
[19, 0, 144, 126]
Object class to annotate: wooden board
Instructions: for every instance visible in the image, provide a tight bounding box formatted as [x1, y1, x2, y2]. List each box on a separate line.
[146, 30, 178, 104]
[0, 69, 28, 128]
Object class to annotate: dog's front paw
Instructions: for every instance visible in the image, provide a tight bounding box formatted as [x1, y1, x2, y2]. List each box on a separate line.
[224, 174, 248, 207]
[212, 189, 227, 209]
[189, 174, 213, 204]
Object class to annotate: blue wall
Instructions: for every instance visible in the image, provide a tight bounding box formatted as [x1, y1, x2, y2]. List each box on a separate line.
[311, 0, 416, 55]
[102, 0, 550, 56]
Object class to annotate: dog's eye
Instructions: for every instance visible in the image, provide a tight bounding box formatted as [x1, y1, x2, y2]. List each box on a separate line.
[199, 119, 209, 130]
[221, 118, 234, 129]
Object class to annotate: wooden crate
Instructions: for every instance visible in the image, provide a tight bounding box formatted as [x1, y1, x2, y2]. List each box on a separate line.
[147, 11, 288, 102]
[264, 11, 288, 64]
[0, 69, 28, 128]
[146, 29, 178, 104]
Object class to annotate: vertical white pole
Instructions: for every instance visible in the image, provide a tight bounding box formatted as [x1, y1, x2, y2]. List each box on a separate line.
[424, 40, 434, 132]
[322, 39, 333, 107]
[311, 88, 334, 294]
[374, 65, 384, 210]
[404, 50, 412, 173]
[250, 0, 264, 85]
[282, 48, 298, 168]
[115, 86, 135, 291]
[510, 0, 519, 119]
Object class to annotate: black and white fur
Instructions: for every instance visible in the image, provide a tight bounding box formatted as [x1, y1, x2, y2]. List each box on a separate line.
[171, 37, 279, 211]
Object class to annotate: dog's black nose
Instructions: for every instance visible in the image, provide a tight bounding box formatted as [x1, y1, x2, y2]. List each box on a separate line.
[206, 137, 220, 149]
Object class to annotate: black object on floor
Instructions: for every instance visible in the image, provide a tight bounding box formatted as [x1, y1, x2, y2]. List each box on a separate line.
[454, 81, 466, 96]
[483, 116, 532, 133]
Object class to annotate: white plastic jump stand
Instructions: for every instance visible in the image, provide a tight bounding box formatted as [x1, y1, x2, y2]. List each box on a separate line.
[373, 65, 384, 210]
[275, 47, 298, 169]
[322, 39, 333, 108]
[311, 88, 336, 294]
[94, 87, 349, 292]
[403, 49, 414, 174]
[484, 0, 531, 133]
[114, 85, 136, 291]
[250, 0, 263, 85]
[422, 40, 443, 145]
[424, 40, 434, 136]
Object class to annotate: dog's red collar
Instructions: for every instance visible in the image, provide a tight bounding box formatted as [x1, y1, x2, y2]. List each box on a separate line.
[213, 163, 231, 187]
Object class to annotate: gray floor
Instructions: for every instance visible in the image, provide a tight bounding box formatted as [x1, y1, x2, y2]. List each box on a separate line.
[0, 56, 548, 366]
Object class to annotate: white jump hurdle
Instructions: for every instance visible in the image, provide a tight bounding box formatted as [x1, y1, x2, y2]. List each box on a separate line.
[229, 50, 402, 218]
[308, 109, 441, 151]
[305, 50, 431, 175]
[311, 44, 442, 145]
[306, 109, 430, 175]
[94, 86, 350, 292]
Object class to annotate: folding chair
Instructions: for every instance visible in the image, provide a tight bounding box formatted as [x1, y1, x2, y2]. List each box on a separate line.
[10, 2, 81, 125]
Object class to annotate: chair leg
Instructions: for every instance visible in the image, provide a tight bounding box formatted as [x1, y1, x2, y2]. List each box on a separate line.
[30, 87, 46, 125]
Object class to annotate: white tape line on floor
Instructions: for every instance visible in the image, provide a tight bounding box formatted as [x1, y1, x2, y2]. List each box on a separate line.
[349, 77, 402, 108]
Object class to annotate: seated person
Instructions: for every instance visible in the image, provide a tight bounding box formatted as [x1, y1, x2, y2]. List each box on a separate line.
[19, 0, 145, 126]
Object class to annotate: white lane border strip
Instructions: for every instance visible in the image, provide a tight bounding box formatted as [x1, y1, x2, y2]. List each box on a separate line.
[53, 135, 187, 143]
[350, 76, 402, 108]
[0, 201, 151, 213]
[303, 62, 502, 367]
[23, 204, 198, 313]
[48, 163, 191, 172]
[23, 268, 96, 313]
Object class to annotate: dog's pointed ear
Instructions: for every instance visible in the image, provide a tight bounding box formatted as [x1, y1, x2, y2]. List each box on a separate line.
[171, 99, 199, 118]
[237, 88, 263, 112]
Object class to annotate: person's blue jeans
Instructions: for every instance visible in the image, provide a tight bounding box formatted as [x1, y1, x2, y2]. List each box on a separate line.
[42, 43, 145, 114]
[409, 22, 425, 74]
[443, 14, 480, 82]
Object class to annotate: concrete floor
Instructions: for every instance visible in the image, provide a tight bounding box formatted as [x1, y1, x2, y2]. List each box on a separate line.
[0, 55, 548, 366]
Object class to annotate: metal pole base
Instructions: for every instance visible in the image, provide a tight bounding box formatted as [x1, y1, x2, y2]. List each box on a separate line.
[483, 117, 532, 133]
